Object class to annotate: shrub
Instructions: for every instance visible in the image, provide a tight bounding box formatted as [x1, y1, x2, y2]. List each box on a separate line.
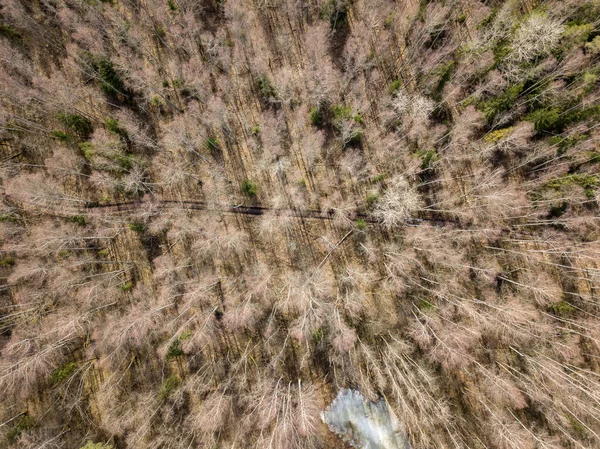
[79, 142, 95, 160]
[309, 107, 323, 126]
[525, 107, 562, 133]
[388, 79, 402, 95]
[241, 179, 258, 197]
[331, 105, 364, 146]
[167, 0, 178, 12]
[492, 39, 511, 65]
[547, 174, 599, 189]
[582, 72, 597, 94]
[567, 414, 587, 439]
[477, 7, 498, 30]
[355, 218, 366, 230]
[311, 327, 324, 344]
[426, 24, 448, 49]
[326, 0, 348, 30]
[58, 113, 93, 139]
[158, 375, 180, 401]
[366, 193, 380, 208]
[0, 256, 15, 267]
[530, 104, 600, 136]
[332, 104, 352, 120]
[384, 13, 394, 29]
[80, 442, 114, 449]
[151, 96, 164, 107]
[548, 300, 575, 317]
[344, 128, 363, 146]
[119, 281, 134, 292]
[549, 134, 587, 155]
[585, 36, 600, 54]
[548, 202, 568, 218]
[563, 23, 594, 44]
[547, 174, 599, 197]
[96, 58, 126, 96]
[205, 137, 220, 153]
[69, 215, 87, 226]
[0, 213, 19, 223]
[155, 25, 167, 40]
[257, 75, 276, 100]
[484, 127, 514, 144]
[166, 338, 185, 359]
[417, 149, 438, 170]
[417, 299, 435, 311]
[588, 152, 600, 163]
[416, 0, 427, 22]
[566, 104, 600, 124]
[104, 117, 128, 139]
[0, 24, 21, 40]
[52, 130, 72, 142]
[567, 2, 600, 26]
[58, 250, 70, 259]
[434, 61, 455, 95]
[108, 152, 133, 172]
[129, 222, 145, 233]
[49, 362, 78, 385]
[480, 83, 524, 122]
[7, 416, 35, 443]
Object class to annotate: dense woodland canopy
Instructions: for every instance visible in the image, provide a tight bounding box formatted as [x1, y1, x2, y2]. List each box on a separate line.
[1, 0, 600, 448]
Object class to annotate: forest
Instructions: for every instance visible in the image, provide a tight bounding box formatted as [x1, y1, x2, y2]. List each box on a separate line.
[1, 0, 600, 448]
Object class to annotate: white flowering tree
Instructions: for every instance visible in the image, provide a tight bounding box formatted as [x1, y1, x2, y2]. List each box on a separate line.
[322, 389, 411, 449]
[373, 177, 423, 228]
